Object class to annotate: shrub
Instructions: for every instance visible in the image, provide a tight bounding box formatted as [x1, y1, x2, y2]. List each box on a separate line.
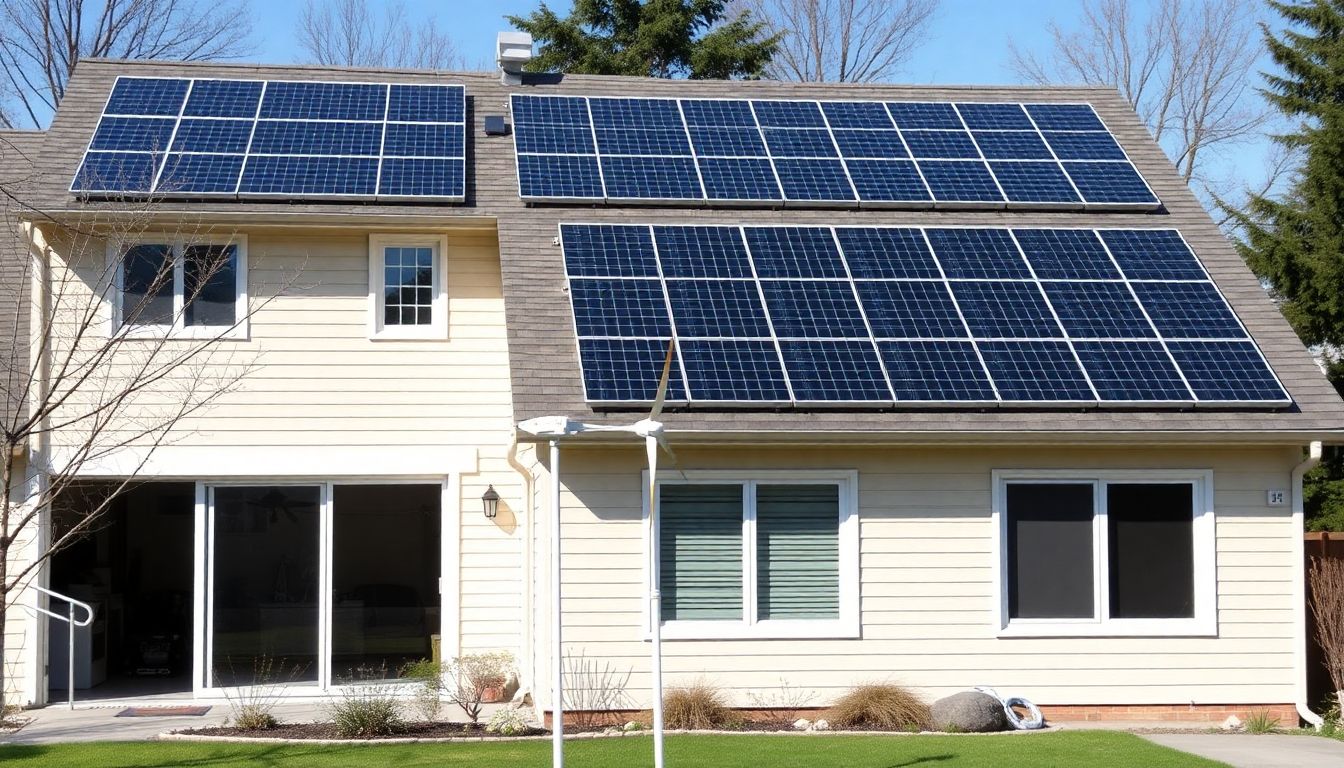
[445, 652, 515, 724]
[663, 681, 740, 730]
[1244, 709, 1281, 734]
[400, 658, 443, 722]
[486, 707, 533, 736]
[826, 683, 930, 732]
[326, 666, 406, 738]
[562, 648, 633, 729]
[218, 655, 306, 731]
[746, 678, 817, 724]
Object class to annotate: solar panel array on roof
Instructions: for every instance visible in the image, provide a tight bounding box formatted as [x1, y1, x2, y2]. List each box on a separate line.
[71, 76, 466, 201]
[561, 224, 1289, 408]
[514, 96, 1159, 210]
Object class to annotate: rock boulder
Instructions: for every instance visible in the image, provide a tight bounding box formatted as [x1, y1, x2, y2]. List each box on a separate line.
[930, 691, 1009, 733]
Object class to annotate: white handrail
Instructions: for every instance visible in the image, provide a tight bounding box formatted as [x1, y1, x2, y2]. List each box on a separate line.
[30, 584, 94, 709]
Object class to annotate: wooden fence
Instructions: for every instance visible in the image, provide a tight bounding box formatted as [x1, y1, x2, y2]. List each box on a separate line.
[1306, 532, 1344, 709]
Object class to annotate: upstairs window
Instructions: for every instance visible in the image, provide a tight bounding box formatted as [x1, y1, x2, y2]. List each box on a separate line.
[368, 235, 448, 339]
[109, 236, 247, 338]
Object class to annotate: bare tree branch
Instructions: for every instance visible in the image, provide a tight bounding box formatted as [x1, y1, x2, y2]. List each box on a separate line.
[743, 0, 938, 83]
[297, 0, 463, 70]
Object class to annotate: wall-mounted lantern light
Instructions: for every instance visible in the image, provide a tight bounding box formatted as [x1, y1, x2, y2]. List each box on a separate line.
[482, 485, 500, 519]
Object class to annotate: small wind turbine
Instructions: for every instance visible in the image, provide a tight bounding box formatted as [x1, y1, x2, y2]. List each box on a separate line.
[518, 343, 678, 768]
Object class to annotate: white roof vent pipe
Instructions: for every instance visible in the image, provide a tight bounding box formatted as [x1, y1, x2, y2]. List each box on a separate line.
[498, 31, 534, 85]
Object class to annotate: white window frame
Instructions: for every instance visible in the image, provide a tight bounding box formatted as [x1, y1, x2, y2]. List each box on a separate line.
[991, 469, 1217, 638]
[642, 469, 860, 641]
[105, 234, 249, 340]
[368, 234, 449, 340]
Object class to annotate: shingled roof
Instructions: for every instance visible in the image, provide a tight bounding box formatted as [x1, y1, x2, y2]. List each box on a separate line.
[29, 58, 1344, 443]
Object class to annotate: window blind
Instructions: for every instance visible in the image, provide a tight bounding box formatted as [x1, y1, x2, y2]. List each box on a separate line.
[756, 484, 840, 620]
[659, 484, 743, 621]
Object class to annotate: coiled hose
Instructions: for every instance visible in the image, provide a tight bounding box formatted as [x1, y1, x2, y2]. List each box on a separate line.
[974, 686, 1045, 730]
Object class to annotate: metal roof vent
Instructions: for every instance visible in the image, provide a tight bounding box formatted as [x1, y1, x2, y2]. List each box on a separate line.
[498, 31, 534, 85]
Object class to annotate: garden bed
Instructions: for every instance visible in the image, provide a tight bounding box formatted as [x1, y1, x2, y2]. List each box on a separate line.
[176, 721, 547, 741]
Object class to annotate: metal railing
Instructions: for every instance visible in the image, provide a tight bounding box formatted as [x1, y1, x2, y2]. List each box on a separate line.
[30, 584, 94, 709]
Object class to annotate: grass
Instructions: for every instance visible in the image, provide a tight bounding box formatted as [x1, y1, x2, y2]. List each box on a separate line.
[0, 731, 1229, 767]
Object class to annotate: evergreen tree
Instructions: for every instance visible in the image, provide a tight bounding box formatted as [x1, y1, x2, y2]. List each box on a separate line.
[507, 0, 779, 79]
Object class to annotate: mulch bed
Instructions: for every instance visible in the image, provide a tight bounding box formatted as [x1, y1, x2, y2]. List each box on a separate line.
[180, 721, 548, 740]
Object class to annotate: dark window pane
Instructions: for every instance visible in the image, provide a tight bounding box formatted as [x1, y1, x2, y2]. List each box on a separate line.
[121, 244, 174, 326]
[1108, 483, 1195, 618]
[184, 244, 238, 326]
[756, 484, 839, 620]
[1007, 483, 1094, 619]
[660, 484, 743, 621]
[384, 304, 398, 325]
[416, 307, 431, 324]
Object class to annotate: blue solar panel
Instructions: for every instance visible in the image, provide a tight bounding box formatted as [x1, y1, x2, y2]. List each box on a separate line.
[379, 158, 464, 197]
[902, 130, 980, 159]
[680, 339, 790, 401]
[689, 126, 767, 156]
[978, 341, 1093, 401]
[518, 154, 603, 199]
[561, 224, 658, 277]
[1043, 282, 1154, 338]
[1013, 229, 1119, 280]
[654, 226, 753, 278]
[886, 102, 962, 129]
[990, 161, 1080, 204]
[73, 152, 161, 193]
[1166, 341, 1288, 403]
[957, 103, 1034, 130]
[158, 154, 243, 194]
[595, 127, 691, 156]
[90, 117, 175, 151]
[858, 281, 967, 338]
[259, 82, 386, 120]
[1098, 230, 1207, 280]
[919, 160, 1003, 203]
[515, 124, 595, 154]
[832, 130, 908, 159]
[569, 279, 671, 336]
[578, 339, 687, 402]
[779, 341, 891, 401]
[1025, 104, 1106, 131]
[745, 227, 845, 278]
[1074, 341, 1191, 401]
[1131, 282, 1245, 338]
[182, 79, 263, 118]
[972, 131, 1053, 160]
[590, 97, 683, 129]
[761, 281, 869, 338]
[879, 341, 996, 401]
[925, 228, 1029, 279]
[667, 280, 771, 337]
[952, 281, 1063, 338]
[105, 78, 188, 116]
[387, 84, 464, 122]
[383, 123, 464, 157]
[512, 95, 591, 125]
[698, 158, 781, 201]
[1064, 161, 1157, 205]
[601, 156, 701, 200]
[171, 119, 253, 153]
[681, 99, 757, 126]
[763, 128, 837, 158]
[239, 155, 377, 195]
[773, 158, 856, 201]
[752, 100, 826, 128]
[1042, 131, 1126, 160]
[822, 101, 895, 129]
[844, 160, 930, 203]
[250, 120, 382, 155]
[836, 228, 939, 279]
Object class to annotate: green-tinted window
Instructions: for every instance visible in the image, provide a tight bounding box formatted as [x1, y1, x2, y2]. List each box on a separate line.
[659, 484, 743, 621]
[756, 485, 840, 620]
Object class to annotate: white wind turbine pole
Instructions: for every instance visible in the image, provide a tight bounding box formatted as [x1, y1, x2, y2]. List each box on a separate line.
[517, 343, 678, 768]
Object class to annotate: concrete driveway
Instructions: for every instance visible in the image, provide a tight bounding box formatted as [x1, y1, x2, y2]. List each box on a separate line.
[1144, 732, 1344, 767]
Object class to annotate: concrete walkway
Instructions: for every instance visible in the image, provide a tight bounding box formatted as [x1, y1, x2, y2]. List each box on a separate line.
[1143, 732, 1344, 767]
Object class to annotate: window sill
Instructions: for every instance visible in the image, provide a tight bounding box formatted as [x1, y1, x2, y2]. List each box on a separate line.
[369, 327, 448, 341]
[997, 617, 1216, 638]
[648, 618, 860, 641]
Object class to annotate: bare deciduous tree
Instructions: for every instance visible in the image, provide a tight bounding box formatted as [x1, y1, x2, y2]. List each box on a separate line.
[1008, 0, 1272, 212]
[297, 0, 463, 71]
[743, 0, 938, 82]
[1309, 556, 1344, 718]
[0, 0, 253, 129]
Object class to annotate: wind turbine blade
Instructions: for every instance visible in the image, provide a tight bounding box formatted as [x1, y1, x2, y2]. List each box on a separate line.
[656, 434, 687, 481]
[649, 340, 675, 420]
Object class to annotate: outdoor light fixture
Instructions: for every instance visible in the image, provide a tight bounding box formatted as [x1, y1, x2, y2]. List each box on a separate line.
[481, 485, 500, 519]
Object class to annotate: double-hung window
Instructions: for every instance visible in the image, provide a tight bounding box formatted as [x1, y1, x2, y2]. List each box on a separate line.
[993, 470, 1216, 637]
[368, 234, 448, 339]
[109, 235, 247, 338]
[650, 471, 859, 640]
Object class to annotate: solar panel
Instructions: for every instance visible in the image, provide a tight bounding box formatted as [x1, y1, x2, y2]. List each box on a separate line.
[512, 96, 1159, 210]
[561, 224, 1290, 408]
[73, 76, 466, 201]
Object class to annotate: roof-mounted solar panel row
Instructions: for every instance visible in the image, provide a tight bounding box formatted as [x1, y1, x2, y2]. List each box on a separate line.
[560, 224, 1287, 409]
[514, 95, 1159, 210]
[71, 76, 467, 201]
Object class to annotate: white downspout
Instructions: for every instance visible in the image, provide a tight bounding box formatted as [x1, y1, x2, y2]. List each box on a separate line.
[1293, 440, 1324, 728]
[505, 432, 538, 709]
[549, 439, 564, 768]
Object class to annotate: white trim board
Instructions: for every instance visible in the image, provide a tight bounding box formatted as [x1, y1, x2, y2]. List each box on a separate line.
[51, 444, 479, 478]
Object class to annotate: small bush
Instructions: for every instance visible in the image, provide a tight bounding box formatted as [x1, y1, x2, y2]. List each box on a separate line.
[663, 681, 740, 730]
[747, 678, 817, 724]
[232, 704, 278, 730]
[486, 707, 532, 736]
[326, 666, 406, 738]
[826, 683, 930, 731]
[1244, 709, 1281, 734]
[400, 658, 443, 722]
[218, 655, 305, 730]
[446, 652, 515, 724]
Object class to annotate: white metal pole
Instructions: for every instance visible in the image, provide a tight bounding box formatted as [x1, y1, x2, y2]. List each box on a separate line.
[67, 602, 74, 709]
[550, 439, 564, 768]
[647, 436, 665, 768]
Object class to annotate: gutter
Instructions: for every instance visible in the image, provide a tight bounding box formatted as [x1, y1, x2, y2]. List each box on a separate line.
[1293, 441, 1324, 728]
[505, 429, 540, 715]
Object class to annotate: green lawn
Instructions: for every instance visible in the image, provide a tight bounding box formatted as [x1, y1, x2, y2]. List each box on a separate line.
[0, 732, 1227, 767]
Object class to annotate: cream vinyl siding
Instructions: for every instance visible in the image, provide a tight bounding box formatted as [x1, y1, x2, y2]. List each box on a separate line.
[539, 444, 1301, 709]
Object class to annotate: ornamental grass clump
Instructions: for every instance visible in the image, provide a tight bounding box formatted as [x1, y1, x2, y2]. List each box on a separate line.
[826, 683, 931, 732]
[663, 681, 740, 730]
